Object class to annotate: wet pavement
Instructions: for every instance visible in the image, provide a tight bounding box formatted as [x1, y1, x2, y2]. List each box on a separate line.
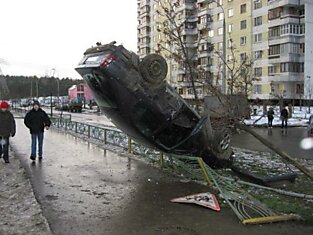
[232, 127, 313, 160]
[0, 153, 51, 235]
[10, 120, 313, 235]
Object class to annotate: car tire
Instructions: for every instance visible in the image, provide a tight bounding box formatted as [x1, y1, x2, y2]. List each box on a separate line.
[139, 54, 168, 85]
[213, 128, 231, 153]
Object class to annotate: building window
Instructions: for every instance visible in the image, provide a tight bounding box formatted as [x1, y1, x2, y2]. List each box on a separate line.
[228, 8, 234, 17]
[254, 85, 262, 94]
[218, 27, 223, 35]
[240, 4, 246, 14]
[217, 12, 224, 21]
[199, 16, 206, 24]
[268, 66, 276, 75]
[254, 0, 262, 9]
[268, 8, 282, 20]
[254, 16, 262, 26]
[240, 20, 247, 29]
[228, 23, 233, 32]
[240, 53, 247, 62]
[296, 84, 304, 94]
[269, 26, 280, 39]
[227, 39, 233, 48]
[208, 29, 214, 37]
[218, 42, 223, 50]
[280, 62, 304, 73]
[254, 33, 262, 43]
[300, 43, 305, 53]
[269, 44, 280, 55]
[240, 36, 246, 45]
[254, 67, 262, 76]
[254, 50, 263, 59]
[187, 88, 193, 95]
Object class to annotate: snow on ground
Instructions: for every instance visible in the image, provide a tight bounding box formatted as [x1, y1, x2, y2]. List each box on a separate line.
[244, 106, 313, 127]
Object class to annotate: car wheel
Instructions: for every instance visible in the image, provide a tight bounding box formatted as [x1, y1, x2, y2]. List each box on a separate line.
[139, 54, 168, 85]
[213, 128, 231, 153]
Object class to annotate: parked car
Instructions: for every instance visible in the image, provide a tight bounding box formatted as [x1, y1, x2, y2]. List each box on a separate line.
[75, 42, 232, 167]
[55, 103, 69, 111]
[68, 98, 83, 113]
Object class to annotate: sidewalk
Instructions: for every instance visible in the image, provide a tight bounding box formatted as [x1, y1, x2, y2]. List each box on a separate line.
[0, 153, 52, 235]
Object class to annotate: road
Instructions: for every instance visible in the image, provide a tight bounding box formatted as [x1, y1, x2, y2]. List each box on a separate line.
[10, 120, 313, 235]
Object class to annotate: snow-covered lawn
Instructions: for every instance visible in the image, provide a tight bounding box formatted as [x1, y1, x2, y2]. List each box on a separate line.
[244, 106, 312, 127]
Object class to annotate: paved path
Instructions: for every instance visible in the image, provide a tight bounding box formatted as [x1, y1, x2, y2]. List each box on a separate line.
[232, 127, 313, 160]
[10, 120, 313, 235]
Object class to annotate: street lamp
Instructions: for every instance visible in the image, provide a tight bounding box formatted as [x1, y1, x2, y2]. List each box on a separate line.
[208, 0, 226, 94]
[51, 68, 60, 104]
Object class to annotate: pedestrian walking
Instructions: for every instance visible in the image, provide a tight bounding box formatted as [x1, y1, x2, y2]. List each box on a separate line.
[280, 106, 289, 128]
[24, 101, 51, 161]
[267, 107, 274, 128]
[0, 101, 16, 163]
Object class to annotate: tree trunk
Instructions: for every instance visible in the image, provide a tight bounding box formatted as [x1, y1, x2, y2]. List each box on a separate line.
[237, 124, 313, 180]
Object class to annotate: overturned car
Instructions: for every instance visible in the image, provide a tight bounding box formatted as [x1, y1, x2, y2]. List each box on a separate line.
[75, 42, 232, 167]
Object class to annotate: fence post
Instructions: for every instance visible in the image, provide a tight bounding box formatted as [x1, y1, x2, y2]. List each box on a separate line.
[104, 129, 107, 144]
[128, 136, 132, 153]
[88, 125, 91, 138]
[75, 122, 78, 133]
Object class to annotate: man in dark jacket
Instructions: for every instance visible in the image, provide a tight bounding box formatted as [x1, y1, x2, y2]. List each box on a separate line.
[0, 101, 16, 163]
[267, 107, 274, 128]
[280, 106, 289, 128]
[24, 101, 51, 161]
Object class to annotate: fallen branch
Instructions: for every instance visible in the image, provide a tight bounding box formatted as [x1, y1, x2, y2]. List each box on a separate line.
[237, 124, 313, 180]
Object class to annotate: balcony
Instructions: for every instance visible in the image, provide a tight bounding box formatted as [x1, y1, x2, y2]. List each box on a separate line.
[268, 72, 304, 82]
[182, 28, 198, 35]
[186, 16, 198, 22]
[268, 0, 303, 10]
[269, 34, 303, 45]
[198, 22, 209, 30]
[198, 50, 211, 58]
[268, 16, 302, 28]
[198, 64, 211, 71]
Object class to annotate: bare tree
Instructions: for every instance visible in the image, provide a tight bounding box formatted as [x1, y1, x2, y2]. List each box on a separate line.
[154, 0, 253, 124]
[154, 0, 206, 113]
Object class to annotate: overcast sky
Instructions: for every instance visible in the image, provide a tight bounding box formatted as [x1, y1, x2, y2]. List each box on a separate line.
[0, 0, 137, 79]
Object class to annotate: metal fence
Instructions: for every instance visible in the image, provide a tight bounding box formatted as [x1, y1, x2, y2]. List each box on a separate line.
[13, 107, 71, 120]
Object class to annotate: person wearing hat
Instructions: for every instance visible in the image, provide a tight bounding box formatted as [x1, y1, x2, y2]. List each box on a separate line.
[24, 100, 51, 161]
[0, 101, 16, 163]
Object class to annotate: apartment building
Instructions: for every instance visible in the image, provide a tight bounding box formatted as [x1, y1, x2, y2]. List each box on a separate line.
[137, 0, 312, 102]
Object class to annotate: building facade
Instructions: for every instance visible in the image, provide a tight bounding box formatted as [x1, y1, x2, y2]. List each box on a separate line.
[137, 0, 311, 102]
[68, 83, 94, 102]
